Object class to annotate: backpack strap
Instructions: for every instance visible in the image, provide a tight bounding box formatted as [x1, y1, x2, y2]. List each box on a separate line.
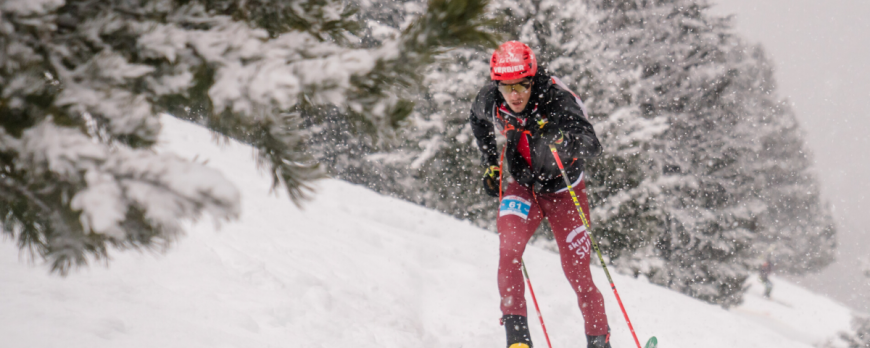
[550, 76, 589, 120]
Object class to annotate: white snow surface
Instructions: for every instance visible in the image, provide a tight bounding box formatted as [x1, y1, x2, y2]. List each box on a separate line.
[0, 116, 855, 348]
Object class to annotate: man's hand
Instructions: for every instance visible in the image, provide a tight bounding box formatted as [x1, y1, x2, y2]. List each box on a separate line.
[482, 165, 501, 197]
[540, 123, 566, 145]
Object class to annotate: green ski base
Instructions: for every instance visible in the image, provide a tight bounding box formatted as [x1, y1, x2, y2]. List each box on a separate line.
[644, 337, 658, 348]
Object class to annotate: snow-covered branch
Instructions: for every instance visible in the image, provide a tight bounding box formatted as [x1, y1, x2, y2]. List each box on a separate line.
[0, 0, 495, 273]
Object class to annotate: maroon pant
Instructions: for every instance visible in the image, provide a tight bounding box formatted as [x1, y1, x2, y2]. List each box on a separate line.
[497, 178, 608, 336]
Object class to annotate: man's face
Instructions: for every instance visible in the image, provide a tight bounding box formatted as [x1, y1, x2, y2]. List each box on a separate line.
[498, 78, 533, 113]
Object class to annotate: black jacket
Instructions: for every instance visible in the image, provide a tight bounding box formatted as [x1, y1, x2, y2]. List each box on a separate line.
[469, 69, 602, 194]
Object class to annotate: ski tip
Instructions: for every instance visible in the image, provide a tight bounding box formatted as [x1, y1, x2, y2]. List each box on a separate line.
[644, 336, 658, 348]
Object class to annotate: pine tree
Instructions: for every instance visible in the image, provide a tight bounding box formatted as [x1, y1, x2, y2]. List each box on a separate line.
[300, 0, 424, 200]
[0, 0, 494, 274]
[584, 0, 765, 306]
[749, 101, 836, 274]
[582, 0, 835, 306]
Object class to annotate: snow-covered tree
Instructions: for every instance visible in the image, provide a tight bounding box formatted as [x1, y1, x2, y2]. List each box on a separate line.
[750, 101, 836, 274]
[300, 0, 425, 200]
[0, 0, 494, 274]
[578, 0, 836, 306]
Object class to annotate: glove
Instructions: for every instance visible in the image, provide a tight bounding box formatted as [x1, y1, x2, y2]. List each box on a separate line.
[534, 119, 564, 145]
[482, 165, 501, 197]
[540, 123, 566, 146]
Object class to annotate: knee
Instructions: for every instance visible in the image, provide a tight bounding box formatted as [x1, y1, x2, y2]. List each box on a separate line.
[499, 251, 523, 268]
[499, 242, 526, 260]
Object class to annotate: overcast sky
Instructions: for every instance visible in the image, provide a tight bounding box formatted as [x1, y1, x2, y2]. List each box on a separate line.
[707, 0, 870, 312]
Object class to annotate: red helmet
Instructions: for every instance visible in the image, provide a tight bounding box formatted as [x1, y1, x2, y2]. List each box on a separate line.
[490, 41, 537, 81]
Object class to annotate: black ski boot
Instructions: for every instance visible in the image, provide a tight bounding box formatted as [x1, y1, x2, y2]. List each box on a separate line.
[586, 328, 612, 348]
[502, 315, 533, 348]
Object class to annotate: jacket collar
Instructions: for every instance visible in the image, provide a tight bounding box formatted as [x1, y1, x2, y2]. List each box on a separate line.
[498, 101, 541, 129]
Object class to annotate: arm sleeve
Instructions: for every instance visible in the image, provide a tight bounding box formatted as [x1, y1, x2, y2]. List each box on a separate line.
[547, 88, 602, 158]
[469, 84, 500, 167]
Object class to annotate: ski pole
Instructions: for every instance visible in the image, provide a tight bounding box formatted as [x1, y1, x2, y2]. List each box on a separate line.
[548, 144, 643, 348]
[521, 259, 554, 348]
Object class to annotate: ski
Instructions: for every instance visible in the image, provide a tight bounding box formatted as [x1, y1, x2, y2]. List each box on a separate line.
[644, 336, 658, 348]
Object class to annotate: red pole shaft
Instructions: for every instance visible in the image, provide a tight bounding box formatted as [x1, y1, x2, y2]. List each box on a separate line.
[522, 261, 554, 348]
[612, 285, 642, 348]
[548, 145, 643, 348]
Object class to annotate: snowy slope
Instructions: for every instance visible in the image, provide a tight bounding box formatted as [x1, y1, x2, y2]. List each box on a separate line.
[735, 274, 853, 346]
[0, 116, 854, 348]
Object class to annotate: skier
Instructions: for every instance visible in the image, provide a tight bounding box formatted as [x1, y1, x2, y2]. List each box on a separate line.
[760, 255, 774, 298]
[469, 41, 610, 348]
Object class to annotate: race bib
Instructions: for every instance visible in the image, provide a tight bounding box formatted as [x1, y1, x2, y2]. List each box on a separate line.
[499, 196, 532, 219]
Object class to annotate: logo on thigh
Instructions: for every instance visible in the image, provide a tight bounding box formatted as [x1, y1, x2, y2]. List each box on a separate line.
[499, 195, 532, 220]
[566, 225, 590, 259]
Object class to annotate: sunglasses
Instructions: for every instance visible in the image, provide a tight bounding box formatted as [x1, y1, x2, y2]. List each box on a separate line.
[497, 80, 532, 95]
